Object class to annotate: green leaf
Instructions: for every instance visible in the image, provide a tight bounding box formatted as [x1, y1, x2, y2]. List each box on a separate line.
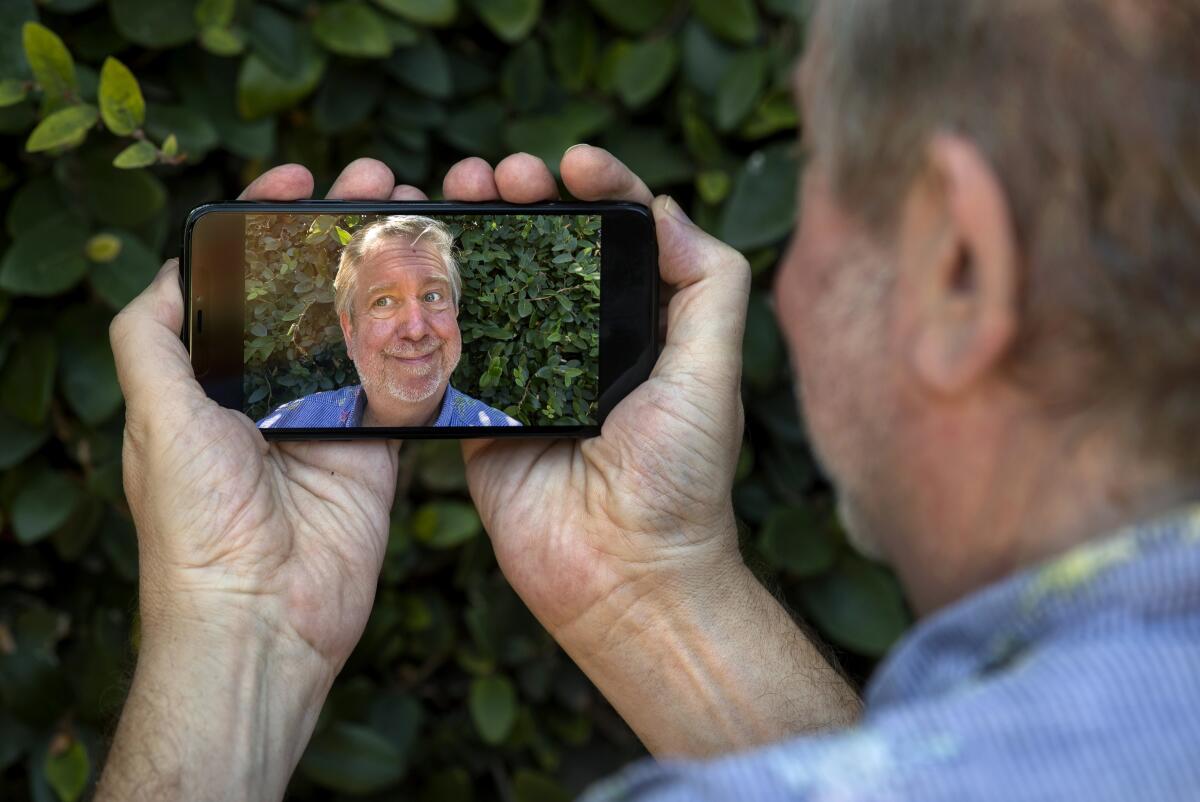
[112, 140, 157, 168]
[313, 63, 382, 135]
[89, 230, 161, 309]
[24, 103, 97, 152]
[85, 233, 122, 262]
[513, 770, 571, 802]
[98, 57, 145, 136]
[385, 36, 452, 98]
[145, 103, 219, 161]
[57, 305, 122, 424]
[0, 214, 89, 296]
[373, 0, 458, 26]
[0, 411, 48, 470]
[801, 553, 911, 657]
[0, 78, 28, 107]
[110, 0, 198, 48]
[78, 151, 167, 227]
[22, 22, 77, 114]
[501, 40, 547, 112]
[44, 739, 89, 802]
[412, 501, 481, 549]
[586, 0, 671, 35]
[549, 9, 596, 92]
[6, 176, 66, 238]
[758, 506, 838, 577]
[742, 291, 783, 389]
[680, 19, 734, 96]
[195, 0, 235, 28]
[468, 0, 541, 43]
[314, 2, 393, 58]
[611, 39, 677, 109]
[13, 468, 82, 545]
[695, 168, 730, 204]
[199, 24, 246, 57]
[718, 143, 798, 251]
[715, 50, 767, 131]
[0, 331, 56, 426]
[247, 4, 307, 75]
[299, 722, 406, 795]
[692, 0, 759, 45]
[469, 675, 517, 744]
[237, 50, 327, 120]
[0, 1, 37, 81]
[161, 132, 178, 157]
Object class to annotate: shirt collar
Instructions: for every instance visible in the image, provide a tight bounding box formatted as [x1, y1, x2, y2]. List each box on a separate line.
[865, 502, 1200, 711]
[352, 384, 458, 427]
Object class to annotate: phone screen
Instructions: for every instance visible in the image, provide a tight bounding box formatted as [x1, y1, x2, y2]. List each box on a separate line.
[185, 203, 656, 438]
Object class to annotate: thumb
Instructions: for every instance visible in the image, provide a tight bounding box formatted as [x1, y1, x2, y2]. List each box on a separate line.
[651, 195, 751, 384]
[109, 258, 207, 423]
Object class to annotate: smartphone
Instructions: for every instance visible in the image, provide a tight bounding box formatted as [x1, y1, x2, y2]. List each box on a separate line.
[181, 200, 658, 439]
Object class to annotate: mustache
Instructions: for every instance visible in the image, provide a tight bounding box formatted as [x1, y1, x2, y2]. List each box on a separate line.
[381, 339, 442, 359]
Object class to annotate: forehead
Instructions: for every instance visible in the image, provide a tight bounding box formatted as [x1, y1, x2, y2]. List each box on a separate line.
[355, 237, 450, 290]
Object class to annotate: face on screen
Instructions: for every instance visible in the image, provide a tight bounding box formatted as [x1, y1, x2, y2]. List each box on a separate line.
[243, 213, 601, 430]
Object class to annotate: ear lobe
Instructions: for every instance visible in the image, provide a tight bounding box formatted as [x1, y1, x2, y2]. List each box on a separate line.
[910, 135, 1019, 396]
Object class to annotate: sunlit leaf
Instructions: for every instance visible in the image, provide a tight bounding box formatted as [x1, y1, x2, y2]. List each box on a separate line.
[98, 57, 145, 136]
[111, 139, 157, 168]
[24, 103, 97, 152]
[22, 23, 77, 113]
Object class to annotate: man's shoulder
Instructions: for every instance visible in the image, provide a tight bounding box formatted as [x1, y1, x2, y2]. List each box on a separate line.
[441, 385, 522, 427]
[257, 385, 363, 428]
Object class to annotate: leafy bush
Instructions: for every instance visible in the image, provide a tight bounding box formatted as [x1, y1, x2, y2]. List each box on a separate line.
[0, 2, 912, 801]
[244, 212, 600, 425]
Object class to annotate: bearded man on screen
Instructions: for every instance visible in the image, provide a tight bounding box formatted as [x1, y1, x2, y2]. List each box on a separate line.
[257, 215, 520, 428]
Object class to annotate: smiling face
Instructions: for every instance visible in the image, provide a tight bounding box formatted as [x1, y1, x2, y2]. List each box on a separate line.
[339, 237, 463, 415]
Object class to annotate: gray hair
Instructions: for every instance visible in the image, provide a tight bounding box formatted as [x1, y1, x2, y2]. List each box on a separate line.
[333, 215, 461, 319]
[805, 0, 1200, 474]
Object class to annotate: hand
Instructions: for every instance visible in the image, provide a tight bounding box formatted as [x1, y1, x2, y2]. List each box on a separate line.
[442, 148, 751, 649]
[98, 160, 440, 802]
[110, 158, 424, 676]
[442, 151, 859, 759]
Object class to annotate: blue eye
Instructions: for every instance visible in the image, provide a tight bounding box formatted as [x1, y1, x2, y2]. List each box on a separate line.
[424, 291, 442, 303]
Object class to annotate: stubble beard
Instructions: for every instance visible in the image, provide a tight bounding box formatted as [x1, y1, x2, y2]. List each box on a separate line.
[359, 340, 460, 404]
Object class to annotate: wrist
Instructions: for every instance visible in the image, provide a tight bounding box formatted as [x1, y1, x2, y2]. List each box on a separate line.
[556, 536, 752, 663]
[98, 603, 335, 802]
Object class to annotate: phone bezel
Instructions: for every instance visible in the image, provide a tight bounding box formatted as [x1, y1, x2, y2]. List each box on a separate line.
[181, 200, 658, 439]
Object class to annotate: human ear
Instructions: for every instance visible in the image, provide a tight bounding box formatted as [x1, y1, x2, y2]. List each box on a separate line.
[338, 311, 355, 360]
[904, 134, 1019, 396]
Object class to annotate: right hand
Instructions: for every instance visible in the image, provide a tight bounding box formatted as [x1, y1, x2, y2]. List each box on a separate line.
[443, 146, 752, 649]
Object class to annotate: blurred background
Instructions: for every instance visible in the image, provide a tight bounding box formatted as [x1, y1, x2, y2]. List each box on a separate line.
[0, 1, 912, 799]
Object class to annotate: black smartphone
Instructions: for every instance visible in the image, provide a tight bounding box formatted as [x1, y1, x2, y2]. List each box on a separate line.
[181, 200, 658, 439]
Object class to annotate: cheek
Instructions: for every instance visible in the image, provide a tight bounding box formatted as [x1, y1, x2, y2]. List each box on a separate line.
[431, 313, 461, 351]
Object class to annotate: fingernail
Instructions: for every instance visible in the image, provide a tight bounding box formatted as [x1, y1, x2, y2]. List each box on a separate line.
[565, 143, 590, 155]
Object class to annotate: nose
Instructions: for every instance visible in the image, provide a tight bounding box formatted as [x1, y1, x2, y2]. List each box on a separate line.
[392, 299, 431, 340]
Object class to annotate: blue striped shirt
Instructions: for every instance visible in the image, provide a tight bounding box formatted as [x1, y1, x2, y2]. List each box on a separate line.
[256, 384, 520, 428]
[582, 504, 1200, 801]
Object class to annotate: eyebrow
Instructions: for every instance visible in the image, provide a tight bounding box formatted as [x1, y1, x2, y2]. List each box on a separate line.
[365, 275, 451, 295]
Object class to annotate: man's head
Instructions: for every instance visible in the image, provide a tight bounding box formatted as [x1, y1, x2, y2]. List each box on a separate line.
[774, 0, 1200, 609]
[333, 216, 463, 420]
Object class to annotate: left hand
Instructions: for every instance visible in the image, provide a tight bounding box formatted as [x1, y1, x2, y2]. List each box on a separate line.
[110, 158, 423, 677]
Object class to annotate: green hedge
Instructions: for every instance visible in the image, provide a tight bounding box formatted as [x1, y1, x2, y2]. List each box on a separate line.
[244, 212, 600, 425]
[0, 2, 912, 801]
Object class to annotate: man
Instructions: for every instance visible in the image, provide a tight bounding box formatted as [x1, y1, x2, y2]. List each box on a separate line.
[257, 215, 520, 428]
[97, 1, 1199, 800]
